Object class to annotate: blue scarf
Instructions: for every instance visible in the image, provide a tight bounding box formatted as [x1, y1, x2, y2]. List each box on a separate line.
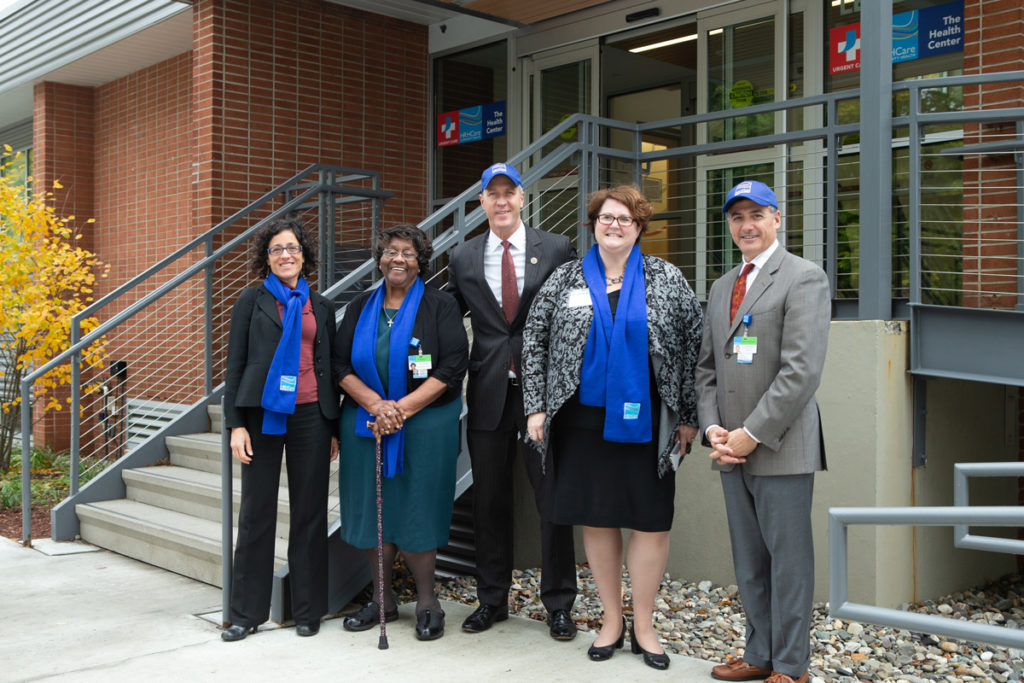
[578, 245, 651, 443]
[350, 277, 425, 478]
[260, 274, 310, 435]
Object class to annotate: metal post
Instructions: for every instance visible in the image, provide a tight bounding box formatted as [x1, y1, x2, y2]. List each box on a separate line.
[908, 83, 922, 305]
[1016, 119, 1024, 311]
[70, 320, 81, 497]
[858, 0, 893, 319]
[221, 396, 232, 627]
[826, 100, 839, 297]
[204, 236, 214, 396]
[912, 375, 927, 467]
[318, 169, 328, 288]
[20, 381, 32, 544]
[327, 169, 337, 289]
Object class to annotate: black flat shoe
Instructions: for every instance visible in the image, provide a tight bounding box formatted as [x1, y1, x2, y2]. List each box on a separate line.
[629, 622, 670, 670]
[221, 624, 257, 642]
[587, 615, 626, 661]
[461, 603, 508, 633]
[415, 608, 445, 641]
[296, 622, 320, 637]
[343, 602, 399, 632]
[548, 608, 577, 641]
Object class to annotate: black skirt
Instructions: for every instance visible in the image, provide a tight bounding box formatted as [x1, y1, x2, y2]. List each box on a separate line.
[543, 391, 675, 532]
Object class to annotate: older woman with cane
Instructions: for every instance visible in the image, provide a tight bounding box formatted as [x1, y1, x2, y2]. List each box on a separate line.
[522, 185, 703, 670]
[221, 217, 340, 641]
[333, 224, 468, 641]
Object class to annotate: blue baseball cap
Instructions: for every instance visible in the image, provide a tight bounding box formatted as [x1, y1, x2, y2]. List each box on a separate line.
[480, 163, 523, 192]
[722, 180, 778, 213]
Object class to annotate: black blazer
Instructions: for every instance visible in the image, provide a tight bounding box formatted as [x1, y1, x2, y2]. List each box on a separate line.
[223, 285, 341, 430]
[332, 283, 468, 408]
[445, 225, 576, 431]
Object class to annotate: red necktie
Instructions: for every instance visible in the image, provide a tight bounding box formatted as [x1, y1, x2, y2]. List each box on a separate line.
[730, 263, 755, 324]
[501, 240, 519, 373]
[500, 240, 519, 324]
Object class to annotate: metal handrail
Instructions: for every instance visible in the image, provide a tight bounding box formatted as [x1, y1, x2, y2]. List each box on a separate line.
[829, 504, 1024, 649]
[18, 164, 392, 542]
[953, 462, 1024, 554]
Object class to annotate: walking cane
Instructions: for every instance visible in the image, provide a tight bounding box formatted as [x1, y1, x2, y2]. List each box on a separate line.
[369, 421, 389, 650]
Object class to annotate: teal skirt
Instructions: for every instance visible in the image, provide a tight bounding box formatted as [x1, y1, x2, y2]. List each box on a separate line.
[338, 396, 461, 553]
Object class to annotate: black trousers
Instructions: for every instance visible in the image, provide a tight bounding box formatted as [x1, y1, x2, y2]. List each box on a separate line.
[467, 380, 577, 613]
[229, 403, 332, 626]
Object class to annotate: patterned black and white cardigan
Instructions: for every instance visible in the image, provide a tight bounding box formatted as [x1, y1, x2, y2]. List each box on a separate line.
[522, 254, 704, 477]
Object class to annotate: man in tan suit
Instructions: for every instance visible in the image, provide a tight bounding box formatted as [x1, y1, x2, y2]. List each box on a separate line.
[696, 180, 830, 683]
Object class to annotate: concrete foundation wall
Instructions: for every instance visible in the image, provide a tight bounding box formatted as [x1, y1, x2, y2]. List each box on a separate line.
[510, 320, 1019, 607]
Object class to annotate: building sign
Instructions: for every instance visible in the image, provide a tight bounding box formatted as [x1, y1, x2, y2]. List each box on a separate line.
[829, 0, 963, 75]
[437, 100, 506, 148]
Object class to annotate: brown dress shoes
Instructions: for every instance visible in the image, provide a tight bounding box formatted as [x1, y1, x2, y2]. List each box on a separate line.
[711, 658, 772, 681]
[764, 673, 808, 683]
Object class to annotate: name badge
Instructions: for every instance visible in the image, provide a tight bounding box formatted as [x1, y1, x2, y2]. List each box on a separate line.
[279, 375, 297, 392]
[567, 288, 592, 308]
[408, 354, 432, 379]
[623, 402, 641, 420]
[733, 336, 757, 364]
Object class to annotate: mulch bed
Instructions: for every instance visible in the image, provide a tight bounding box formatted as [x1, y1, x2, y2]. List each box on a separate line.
[0, 505, 51, 541]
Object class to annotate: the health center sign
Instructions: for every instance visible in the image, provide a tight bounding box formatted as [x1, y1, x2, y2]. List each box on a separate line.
[830, 0, 963, 76]
[437, 101, 506, 147]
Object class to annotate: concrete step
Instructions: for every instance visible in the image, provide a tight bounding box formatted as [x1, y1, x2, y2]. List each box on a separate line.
[76, 498, 288, 588]
[165, 432, 339, 486]
[122, 465, 340, 540]
[208, 403, 223, 434]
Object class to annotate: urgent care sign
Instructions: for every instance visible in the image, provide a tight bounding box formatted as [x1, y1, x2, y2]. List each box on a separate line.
[829, 0, 963, 75]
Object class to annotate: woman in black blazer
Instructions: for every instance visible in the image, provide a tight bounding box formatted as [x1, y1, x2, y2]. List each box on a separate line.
[221, 217, 340, 641]
[333, 224, 468, 641]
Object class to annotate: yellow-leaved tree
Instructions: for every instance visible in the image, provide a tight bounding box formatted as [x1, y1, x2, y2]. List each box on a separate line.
[0, 146, 108, 473]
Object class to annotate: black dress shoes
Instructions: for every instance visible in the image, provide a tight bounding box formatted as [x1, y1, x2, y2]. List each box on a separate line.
[461, 603, 508, 633]
[296, 622, 320, 637]
[587, 616, 626, 660]
[415, 608, 445, 641]
[343, 602, 399, 632]
[629, 622, 670, 670]
[548, 608, 577, 641]
[221, 624, 257, 642]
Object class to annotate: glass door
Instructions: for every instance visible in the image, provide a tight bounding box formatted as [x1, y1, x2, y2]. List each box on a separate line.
[521, 41, 600, 247]
[693, 0, 819, 298]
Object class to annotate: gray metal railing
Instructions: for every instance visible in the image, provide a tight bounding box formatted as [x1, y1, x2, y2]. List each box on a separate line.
[19, 164, 391, 542]
[829, 503, 1024, 649]
[953, 462, 1024, 555]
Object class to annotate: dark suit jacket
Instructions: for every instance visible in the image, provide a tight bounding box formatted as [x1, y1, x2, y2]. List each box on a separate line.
[695, 246, 830, 476]
[223, 285, 341, 430]
[331, 283, 469, 408]
[446, 225, 576, 431]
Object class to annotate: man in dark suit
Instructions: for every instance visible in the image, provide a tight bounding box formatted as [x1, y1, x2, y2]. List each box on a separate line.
[696, 181, 830, 683]
[446, 162, 578, 640]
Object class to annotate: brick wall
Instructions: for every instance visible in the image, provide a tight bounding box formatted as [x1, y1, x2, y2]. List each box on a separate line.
[961, 0, 1024, 309]
[30, 0, 429, 452]
[31, 83, 96, 449]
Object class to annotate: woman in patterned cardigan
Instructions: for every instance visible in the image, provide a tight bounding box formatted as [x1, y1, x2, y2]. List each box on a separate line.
[522, 185, 703, 671]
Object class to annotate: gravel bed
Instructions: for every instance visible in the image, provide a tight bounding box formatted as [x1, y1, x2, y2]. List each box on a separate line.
[382, 565, 1024, 682]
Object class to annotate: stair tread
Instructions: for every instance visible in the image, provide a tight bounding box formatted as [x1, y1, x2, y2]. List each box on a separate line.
[123, 464, 342, 507]
[78, 498, 288, 560]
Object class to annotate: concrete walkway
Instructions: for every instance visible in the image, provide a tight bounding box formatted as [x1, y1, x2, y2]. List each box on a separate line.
[1, 537, 716, 682]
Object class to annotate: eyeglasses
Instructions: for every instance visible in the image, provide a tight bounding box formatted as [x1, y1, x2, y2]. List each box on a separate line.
[267, 244, 301, 257]
[596, 213, 636, 227]
[383, 249, 418, 260]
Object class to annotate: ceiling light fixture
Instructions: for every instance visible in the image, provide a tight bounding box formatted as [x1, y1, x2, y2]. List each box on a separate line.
[629, 33, 697, 53]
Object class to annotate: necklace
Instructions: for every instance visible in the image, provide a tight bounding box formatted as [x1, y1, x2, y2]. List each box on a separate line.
[606, 273, 624, 285]
[382, 307, 397, 328]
